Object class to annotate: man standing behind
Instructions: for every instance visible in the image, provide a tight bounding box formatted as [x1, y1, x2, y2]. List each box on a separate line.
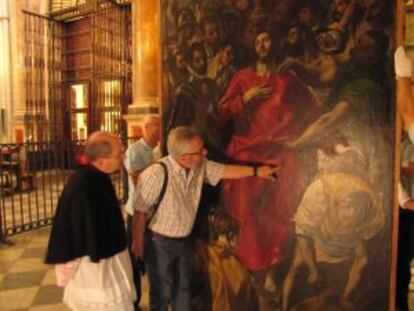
[45, 131, 136, 310]
[132, 126, 280, 311]
[124, 114, 160, 310]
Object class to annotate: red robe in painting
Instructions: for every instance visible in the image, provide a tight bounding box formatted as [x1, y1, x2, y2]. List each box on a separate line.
[218, 68, 322, 271]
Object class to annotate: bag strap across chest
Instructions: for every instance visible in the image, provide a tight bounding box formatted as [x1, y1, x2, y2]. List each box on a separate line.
[147, 161, 168, 225]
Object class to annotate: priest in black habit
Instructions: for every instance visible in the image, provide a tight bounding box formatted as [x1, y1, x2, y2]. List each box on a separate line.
[45, 131, 136, 311]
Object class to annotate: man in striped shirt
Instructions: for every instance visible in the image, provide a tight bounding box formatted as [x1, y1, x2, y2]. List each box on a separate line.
[132, 126, 279, 311]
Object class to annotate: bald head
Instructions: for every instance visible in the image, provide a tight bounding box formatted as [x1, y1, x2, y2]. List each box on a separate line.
[84, 131, 122, 173]
[142, 114, 160, 147]
[85, 131, 120, 162]
[142, 114, 160, 126]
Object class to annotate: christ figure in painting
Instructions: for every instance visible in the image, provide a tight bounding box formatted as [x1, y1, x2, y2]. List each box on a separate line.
[217, 29, 322, 290]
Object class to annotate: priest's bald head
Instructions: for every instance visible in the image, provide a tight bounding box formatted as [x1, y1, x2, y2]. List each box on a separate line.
[84, 131, 123, 173]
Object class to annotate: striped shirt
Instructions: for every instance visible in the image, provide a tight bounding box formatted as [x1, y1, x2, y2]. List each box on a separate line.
[133, 155, 224, 237]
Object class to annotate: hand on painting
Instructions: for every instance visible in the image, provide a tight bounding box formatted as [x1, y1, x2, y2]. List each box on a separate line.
[395, 46, 412, 78]
[257, 164, 281, 180]
[242, 84, 273, 105]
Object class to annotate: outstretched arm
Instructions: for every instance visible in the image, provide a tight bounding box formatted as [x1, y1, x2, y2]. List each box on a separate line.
[278, 55, 337, 88]
[222, 164, 280, 180]
[287, 100, 350, 148]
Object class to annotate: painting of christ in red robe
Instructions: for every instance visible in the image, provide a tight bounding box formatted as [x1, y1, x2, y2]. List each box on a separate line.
[217, 31, 322, 271]
[161, 1, 395, 310]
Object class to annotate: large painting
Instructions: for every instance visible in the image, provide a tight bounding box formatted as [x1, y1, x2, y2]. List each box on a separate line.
[161, 0, 395, 310]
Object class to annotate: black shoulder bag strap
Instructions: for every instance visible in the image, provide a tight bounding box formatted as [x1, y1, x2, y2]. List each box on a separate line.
[147, 161, 168, 226]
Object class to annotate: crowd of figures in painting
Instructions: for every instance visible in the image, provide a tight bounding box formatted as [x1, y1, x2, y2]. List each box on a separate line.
[162, 0, 394, 310]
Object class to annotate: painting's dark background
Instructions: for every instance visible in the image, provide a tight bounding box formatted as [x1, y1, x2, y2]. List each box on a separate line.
[161, 1, 395, 310]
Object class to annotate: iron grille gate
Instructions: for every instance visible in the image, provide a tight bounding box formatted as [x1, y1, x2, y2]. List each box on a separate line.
[0, 11, 66, 238]
[0, 140, 125, 237]
[0, 2, 131, 238]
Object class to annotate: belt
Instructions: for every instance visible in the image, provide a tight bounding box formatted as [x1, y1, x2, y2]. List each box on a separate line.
[148, 230, 188, 241]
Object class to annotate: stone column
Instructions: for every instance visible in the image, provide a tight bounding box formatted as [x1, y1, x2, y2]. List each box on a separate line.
[124, 0, 161, 137]
[8, 0, 26, 143]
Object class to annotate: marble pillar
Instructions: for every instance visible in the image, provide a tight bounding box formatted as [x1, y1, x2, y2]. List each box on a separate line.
[124, 0, 161, 137]
[8, 0, 25, 143]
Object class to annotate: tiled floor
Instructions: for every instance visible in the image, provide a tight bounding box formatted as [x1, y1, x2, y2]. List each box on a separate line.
[0, 228, 67, 311]
[0, 227, 149, 311]
[1, 228, 414, 310]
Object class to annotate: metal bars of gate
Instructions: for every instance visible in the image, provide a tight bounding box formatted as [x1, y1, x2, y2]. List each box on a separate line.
[0, 3, 132, 238]
[90, 0, 125, 134]
[0, 142, 70, 236]
[0, 140, 128, 237]
[23, 10, 64, 145]
[90, 0, 127, 197]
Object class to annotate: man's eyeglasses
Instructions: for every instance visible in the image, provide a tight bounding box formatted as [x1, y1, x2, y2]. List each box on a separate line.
[182, 146, 205, 156]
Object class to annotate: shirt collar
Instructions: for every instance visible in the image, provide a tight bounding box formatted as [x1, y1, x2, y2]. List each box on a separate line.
[167, 155, 186, 175]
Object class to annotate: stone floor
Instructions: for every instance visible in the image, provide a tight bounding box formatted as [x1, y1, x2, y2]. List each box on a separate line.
[1, 227, 413, 310]
[0, 227, 149, 311]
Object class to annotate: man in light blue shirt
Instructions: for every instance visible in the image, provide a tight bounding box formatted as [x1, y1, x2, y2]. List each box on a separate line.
[124, 114, 160, 311]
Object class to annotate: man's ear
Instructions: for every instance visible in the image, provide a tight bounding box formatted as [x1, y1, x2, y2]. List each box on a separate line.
[95, 158, 105, 166]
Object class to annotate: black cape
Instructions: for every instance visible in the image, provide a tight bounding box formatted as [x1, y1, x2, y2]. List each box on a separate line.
[45, 165, 126, 263]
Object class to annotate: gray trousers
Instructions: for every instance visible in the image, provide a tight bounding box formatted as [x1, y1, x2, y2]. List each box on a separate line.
[144, 230, 191, 311]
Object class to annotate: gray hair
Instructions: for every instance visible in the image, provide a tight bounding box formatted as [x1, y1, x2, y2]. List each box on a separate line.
[167, 126, 200, 158]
